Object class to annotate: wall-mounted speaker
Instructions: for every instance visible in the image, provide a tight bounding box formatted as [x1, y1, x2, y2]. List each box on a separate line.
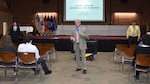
[43, 0, 49, 4]
[120, 0, 128, 3]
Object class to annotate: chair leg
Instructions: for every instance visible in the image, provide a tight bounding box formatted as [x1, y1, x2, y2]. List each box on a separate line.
[54, 50, 57, 62]
[23, 68, 25, 77]
[128, 64, 131, 80]
[147, 72, 149, 81]
[113, 48, 117, 63]
[53, 47, 57, 62]
[50, 54, 53, 68]
[128, 62, 134, 81]
[4, 67, 7, 77]
[47, 53, 51, 69]
[51, 53, 55, 64]
[121, 55, 125, 70]
[148, 73, 150, 84]
[14, 71, 18, 82]
[134, 70, 137, 82]
[49, 51, 56, 64]
[35, 68, 37, 79]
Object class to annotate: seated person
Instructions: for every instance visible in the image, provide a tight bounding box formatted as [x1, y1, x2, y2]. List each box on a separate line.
[0, 35, 17, 75]
[0, 35, 17, 52]
[132, 34, 150, 79]
[17, 33, 52, 75]
[138, 30, 150, 46]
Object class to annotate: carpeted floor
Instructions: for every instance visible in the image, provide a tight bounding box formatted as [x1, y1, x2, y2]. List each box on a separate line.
[0, 51, 149, 84]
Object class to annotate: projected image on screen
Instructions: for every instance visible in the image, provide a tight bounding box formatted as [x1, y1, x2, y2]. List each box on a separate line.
[64, 0, 105, 21]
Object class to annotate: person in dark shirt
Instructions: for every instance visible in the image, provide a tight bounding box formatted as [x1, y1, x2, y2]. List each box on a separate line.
[0, 35, 17, 53]
[0, 35, 17, 75]
[10, 21, 20, 45]
[132, 34, 150, 79]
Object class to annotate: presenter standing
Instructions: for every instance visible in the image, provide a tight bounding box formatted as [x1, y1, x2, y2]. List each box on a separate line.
[70, 19, 89, 74]
[126, 21, 141, 48]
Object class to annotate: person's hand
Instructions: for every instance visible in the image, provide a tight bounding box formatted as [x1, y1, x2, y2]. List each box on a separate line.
[137, 38, 140, 41]
[78, 32, 83, 36]
[126, 36, 129, 39]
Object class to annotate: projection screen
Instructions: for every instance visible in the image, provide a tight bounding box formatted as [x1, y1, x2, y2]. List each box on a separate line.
[64, 0, 105, 21]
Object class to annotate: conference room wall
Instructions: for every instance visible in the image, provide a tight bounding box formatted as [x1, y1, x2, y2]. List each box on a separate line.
[10, 0, 150, 25]
[0, 9, 13, 35]
[56, 25, 128, 36]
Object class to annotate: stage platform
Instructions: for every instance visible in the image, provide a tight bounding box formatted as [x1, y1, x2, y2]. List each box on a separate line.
[33, 35, 129, 52]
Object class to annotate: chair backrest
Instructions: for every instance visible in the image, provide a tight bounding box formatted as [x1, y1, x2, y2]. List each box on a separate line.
[18, 52, 36, 63]
[115, 44, 128, 52]
[136, 54, 150, 67]
[0, 52, 16, 63]
[35, 43, 54, 55]
[123, 44, 137, 58]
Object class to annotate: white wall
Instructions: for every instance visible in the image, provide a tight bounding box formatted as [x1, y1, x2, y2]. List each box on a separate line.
[56, 25, 129, 36]
[0, 11, 13, 35]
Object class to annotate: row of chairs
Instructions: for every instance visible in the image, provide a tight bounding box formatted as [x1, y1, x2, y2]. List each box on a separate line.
[114, 44, 137, 69]
[114, 44, 150, 82]
[0, 52, 39, 78]
[0, 43, 57, 80]
[132, 54, 150, 82]
[34, 43, 57, 68]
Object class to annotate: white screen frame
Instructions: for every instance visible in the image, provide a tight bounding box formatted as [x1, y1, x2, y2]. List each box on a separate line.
[64, 0, 105, 22]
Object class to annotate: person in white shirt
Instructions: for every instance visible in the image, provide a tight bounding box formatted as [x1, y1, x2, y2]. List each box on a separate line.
[18, 33, 52, 75]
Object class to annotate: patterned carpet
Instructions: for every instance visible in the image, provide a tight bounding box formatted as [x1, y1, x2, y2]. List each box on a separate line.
[0, 52, 149, 84]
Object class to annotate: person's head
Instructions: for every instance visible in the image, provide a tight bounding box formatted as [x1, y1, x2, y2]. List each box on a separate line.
[75, 19, 81, 28]
[13, 21, 17, 26]
[24, 33, 33, 43]
[0, 35, 13, 48]
[142, 34, 150, 45]
[131, 21, 136, 25]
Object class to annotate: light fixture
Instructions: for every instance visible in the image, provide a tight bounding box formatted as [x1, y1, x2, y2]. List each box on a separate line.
[114, 12, 137, 19]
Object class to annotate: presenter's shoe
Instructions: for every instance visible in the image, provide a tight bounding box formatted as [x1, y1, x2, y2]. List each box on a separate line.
[76, 69, 81, 71]
[45, 70, 52, 75]
[83, 70, 87, 74]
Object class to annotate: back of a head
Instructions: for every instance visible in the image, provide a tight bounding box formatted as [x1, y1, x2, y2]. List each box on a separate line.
[0, 35, 13, 48]
[24, 33, 33, 43]
[142, 34, 150, 45]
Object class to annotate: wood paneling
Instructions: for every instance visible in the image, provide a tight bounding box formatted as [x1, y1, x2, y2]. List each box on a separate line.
[10, 0, 150, 25]
[0, 6, 13, 35]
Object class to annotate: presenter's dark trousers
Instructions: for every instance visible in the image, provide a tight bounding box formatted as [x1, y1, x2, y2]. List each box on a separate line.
[128, 36, 138, 48]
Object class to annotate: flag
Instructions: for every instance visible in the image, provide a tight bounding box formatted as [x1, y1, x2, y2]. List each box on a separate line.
[49, 16, 53, 23]
[49, 16, 57, 32]
[47, 16, 51, 30]
[40, 16, 44, 33]
[53, 17, 57, 31]
[48, 16, 54, 31]
[44, 16, 48, 31]
[35, 15, 43, 33]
